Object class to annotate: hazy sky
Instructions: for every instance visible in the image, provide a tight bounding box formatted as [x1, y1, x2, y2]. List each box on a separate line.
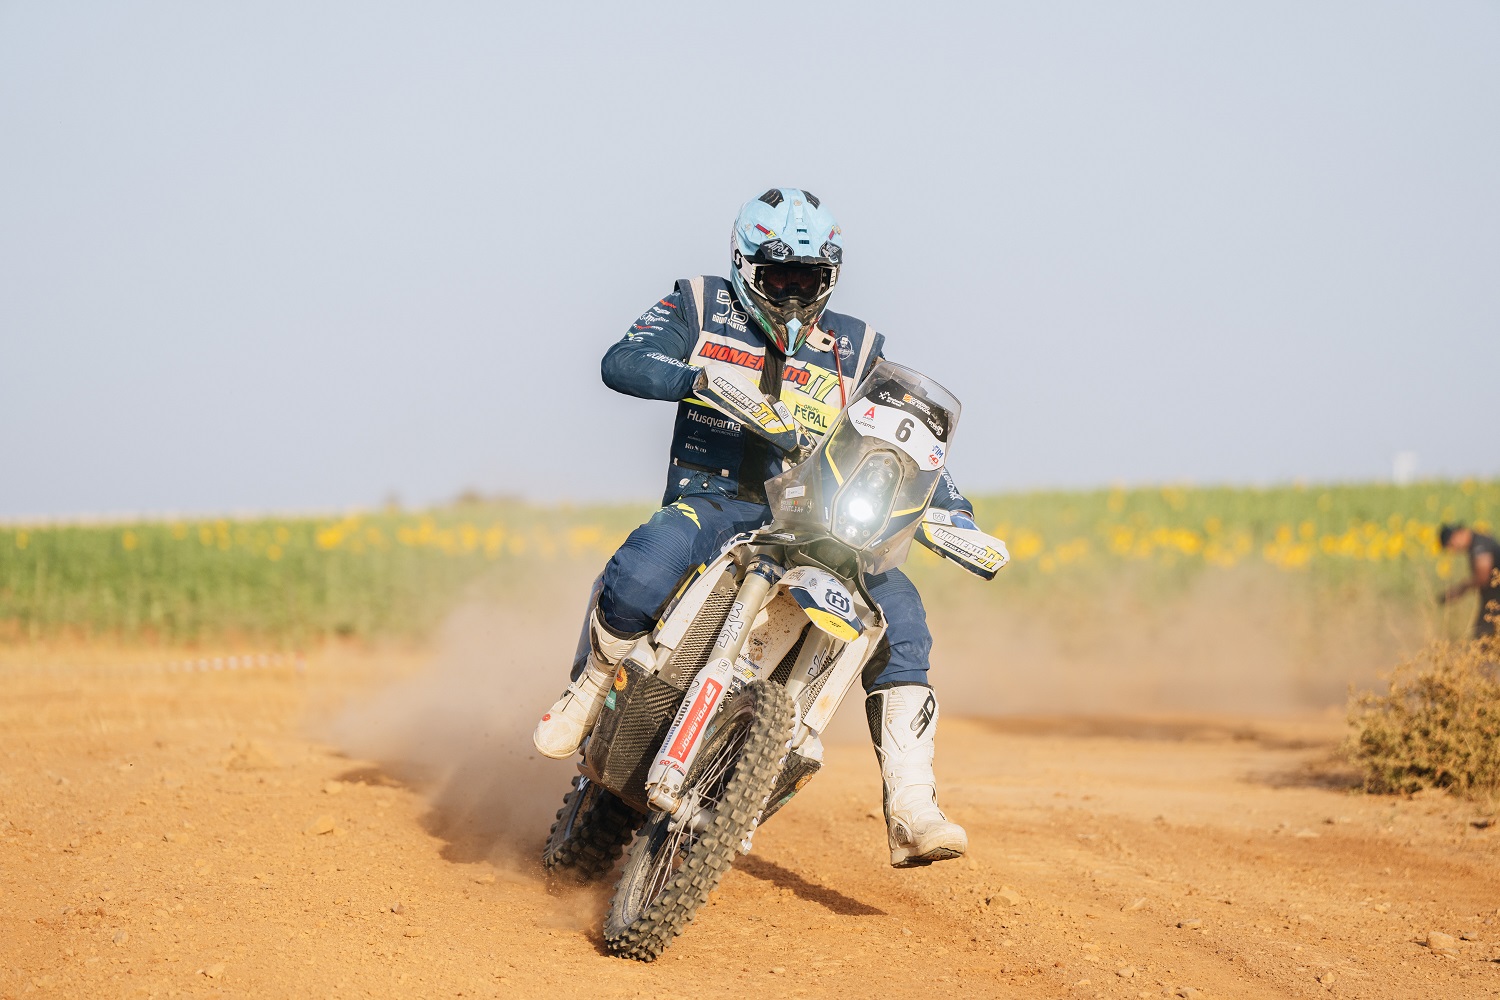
[2, 2, 1496, 517]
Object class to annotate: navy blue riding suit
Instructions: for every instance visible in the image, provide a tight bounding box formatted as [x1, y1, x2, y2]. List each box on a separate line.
[587, 275, 973, 691]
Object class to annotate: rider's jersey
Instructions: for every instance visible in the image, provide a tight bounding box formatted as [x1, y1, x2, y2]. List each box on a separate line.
[602, 275, 973, 513]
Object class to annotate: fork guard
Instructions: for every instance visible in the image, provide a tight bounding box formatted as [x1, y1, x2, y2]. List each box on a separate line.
[757, 747, 823, 825]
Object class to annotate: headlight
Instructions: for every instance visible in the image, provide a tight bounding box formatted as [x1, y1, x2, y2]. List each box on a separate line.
[832, 451, 902, 547]
[845, 496, 877, 522]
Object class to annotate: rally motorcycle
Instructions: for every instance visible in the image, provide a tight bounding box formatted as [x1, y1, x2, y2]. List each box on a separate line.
[541, 359, 1008, 961]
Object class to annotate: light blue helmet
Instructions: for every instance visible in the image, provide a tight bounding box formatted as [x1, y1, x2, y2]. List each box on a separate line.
[730, 187, 843, 354]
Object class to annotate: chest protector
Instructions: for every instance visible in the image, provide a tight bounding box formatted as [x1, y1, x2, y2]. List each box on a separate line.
[663, 275, 882, 506]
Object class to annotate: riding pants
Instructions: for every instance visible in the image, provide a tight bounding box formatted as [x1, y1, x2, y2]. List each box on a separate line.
[571, 492, 932, 691]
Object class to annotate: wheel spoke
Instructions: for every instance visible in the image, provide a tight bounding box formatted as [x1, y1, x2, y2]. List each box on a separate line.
[628, 723, 753, 920]
[605, 681, 793, 960]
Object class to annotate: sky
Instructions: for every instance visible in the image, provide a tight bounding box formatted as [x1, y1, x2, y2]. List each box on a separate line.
[2, 2, 1497, 518]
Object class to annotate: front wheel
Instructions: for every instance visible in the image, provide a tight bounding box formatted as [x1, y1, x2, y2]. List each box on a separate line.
[603, 679, 792, 961]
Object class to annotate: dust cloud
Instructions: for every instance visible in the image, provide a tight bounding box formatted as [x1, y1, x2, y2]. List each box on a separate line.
[926, 566, 1428, 717]
[326, 580, 595, 871]
[325, 562, 1427, 857]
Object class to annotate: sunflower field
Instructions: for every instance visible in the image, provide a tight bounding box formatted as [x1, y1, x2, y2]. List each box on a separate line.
[1, 479, 1494, 646]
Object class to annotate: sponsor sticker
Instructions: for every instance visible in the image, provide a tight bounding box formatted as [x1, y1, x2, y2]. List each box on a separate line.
[666, 677, 723, 761]
[751, 400, 792, 433]
[760, 238, 793, 262]
[930, 526, 1004, 569]
[715, 602, 745, 647]
[711, 375, 758, 414]
[698, 340, 763, 370]
[792, 399, 834, 433]
[686, 407, 739, 432]
[845, 395, 946, 470]
[867, 379, 950, 440]
[710, 289, 749, 332]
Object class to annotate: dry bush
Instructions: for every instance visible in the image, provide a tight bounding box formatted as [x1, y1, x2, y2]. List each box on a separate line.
[1345, 637, 1500, 799]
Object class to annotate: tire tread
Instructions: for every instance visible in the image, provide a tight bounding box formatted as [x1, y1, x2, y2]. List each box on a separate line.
[542, 776, 639, 883]
[604, 680, 792, 961]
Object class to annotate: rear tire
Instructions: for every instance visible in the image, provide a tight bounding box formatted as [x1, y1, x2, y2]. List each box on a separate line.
[542, 775, 639, 883]
[603, 680, 792, 961]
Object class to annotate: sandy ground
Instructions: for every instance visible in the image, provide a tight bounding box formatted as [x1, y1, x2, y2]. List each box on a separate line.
[3, 636, 1499, 1000]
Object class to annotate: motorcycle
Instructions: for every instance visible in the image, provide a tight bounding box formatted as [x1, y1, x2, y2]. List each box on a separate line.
[540, 358, 1009, 961]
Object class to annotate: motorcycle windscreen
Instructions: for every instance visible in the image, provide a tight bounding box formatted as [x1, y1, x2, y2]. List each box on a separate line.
[765, 359, 962, 576]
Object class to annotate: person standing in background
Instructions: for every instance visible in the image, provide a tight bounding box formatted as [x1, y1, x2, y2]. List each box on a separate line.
[1438, 523, 1500, 638]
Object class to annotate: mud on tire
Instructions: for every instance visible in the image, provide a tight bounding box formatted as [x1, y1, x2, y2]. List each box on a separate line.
[603, 680, 793, 961]
[541, 775, 640, 883]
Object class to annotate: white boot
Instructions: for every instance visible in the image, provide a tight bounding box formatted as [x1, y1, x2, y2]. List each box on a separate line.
[866, 685, 968, 867]
[532, 610, 638, 760]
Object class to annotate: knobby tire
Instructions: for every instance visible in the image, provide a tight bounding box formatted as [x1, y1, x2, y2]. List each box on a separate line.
[541, 775, 640, 883]
[603, 679, 793, 961]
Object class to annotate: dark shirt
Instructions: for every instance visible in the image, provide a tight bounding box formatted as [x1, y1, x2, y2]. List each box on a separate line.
[1469, 531, 1500, 635]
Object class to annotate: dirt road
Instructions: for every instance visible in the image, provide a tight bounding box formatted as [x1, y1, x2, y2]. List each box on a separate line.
[3, 644, 1498, 1000]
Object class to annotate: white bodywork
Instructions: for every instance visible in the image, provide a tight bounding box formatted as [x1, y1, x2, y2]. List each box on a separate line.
[639, 545, 884, 814]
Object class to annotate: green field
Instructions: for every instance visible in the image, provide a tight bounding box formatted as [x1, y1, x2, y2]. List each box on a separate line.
[1, 480, 1494, 647]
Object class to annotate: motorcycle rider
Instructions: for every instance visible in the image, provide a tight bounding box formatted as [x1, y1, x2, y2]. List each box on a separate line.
[533, 188, 975, 867]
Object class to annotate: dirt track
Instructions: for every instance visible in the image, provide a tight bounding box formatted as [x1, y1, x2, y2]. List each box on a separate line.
[4, 645, 1499, 1000]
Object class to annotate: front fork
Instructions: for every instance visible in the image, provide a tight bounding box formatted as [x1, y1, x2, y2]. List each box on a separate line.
[781, 628, 835, 750]
[644, 555, 780, 814]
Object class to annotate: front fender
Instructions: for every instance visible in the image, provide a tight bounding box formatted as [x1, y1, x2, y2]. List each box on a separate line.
[779, 566, 864, 641]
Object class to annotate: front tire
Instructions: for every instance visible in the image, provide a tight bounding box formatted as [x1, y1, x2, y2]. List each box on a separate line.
[542, 775, 640, 883]
[603, 680, 792, 961]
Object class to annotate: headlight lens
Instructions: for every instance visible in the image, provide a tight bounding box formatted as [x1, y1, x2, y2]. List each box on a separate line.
[832, 452, 902, 547]
[845, 496, 876, 523]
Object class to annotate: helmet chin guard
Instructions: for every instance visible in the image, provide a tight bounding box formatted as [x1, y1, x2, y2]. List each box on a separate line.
[731, 187, 843, 354]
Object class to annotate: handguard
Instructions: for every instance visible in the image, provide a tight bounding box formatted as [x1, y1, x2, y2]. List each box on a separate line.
[917, 508, 1010, 580]
[693, 365, 800, 452]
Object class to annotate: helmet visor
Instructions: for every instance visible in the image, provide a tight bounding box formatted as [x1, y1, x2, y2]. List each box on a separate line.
[754, 262, 832, 305]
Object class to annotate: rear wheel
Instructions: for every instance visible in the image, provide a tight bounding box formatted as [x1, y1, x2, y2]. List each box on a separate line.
[603, 680, 792, 961]
[542, 775, 639, 883]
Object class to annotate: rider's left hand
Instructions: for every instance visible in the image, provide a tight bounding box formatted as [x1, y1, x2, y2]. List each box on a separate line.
[792, 428, 817, 461]
[950, 511, 978, 531]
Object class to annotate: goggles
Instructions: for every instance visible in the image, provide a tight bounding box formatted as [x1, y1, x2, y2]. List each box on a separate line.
[754, 262, 833, 305]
